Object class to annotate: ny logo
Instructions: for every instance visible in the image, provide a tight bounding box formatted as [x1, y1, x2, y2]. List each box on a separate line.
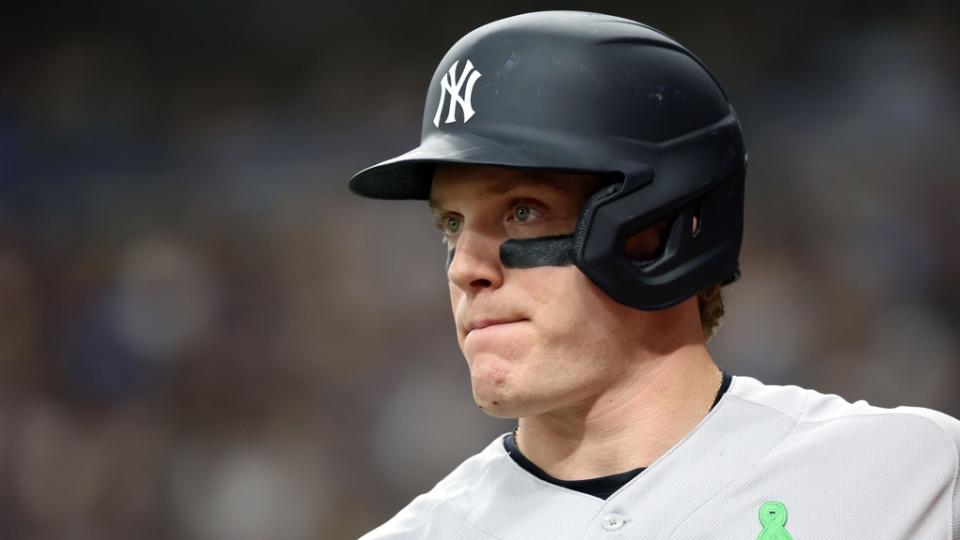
[433, 59, 482, 127]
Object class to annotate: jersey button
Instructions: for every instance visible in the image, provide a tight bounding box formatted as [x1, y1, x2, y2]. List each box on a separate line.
[601, 513, 627, 531]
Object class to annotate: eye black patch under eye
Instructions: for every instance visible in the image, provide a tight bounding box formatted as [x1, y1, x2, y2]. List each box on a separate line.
[500, 235, 576, 267]
[443, 233, 576, 275]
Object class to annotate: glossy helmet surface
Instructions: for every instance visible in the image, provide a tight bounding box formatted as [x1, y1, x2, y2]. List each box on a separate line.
[348, 10, 747, 310]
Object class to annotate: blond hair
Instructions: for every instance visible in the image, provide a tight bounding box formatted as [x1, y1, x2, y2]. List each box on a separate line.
[697, 283, 725, 341]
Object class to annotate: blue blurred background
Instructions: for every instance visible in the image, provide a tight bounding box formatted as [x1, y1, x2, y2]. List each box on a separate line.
[0, 1, 958, 538]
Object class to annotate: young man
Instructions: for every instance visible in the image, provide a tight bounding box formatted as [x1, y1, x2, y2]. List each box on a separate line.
[348, 11, 960, 539]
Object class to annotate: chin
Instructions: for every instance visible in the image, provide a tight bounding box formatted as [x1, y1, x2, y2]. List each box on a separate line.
[471, 379, 547, 419]
[470, 378, 521, 418]
[464, 350, 536, 417]
[474, 393, 554, 419]
[474, 397, 528, 419]
[475, 402, 518, 419]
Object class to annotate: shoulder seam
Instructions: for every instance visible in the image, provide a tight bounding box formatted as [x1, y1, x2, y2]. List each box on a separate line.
[731, 393, 960, 537]
[667, 390, 810, 539]
[372, 439, 511, 539]
[723, 392, 807, 422]
[438, 497, 505, 539]
[444, 446, 514, 540]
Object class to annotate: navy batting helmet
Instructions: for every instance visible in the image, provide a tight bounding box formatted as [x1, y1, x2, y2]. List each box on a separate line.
[348, 10, 746, 310]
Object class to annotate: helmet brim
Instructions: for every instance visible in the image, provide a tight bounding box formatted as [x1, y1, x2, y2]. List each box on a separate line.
[347, 129, 624, 200]
[349, 129, 556, 200]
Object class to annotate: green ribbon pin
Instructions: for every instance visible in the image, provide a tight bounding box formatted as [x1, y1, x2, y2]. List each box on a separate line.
[756, 501, 793, 540]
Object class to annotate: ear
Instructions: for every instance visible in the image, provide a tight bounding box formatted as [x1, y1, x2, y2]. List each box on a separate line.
[625, 220, 669, 261]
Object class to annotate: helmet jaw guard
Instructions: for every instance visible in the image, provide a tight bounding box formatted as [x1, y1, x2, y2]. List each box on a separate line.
[347, 10, 748, 310]
[574, 166, 744, 311]
[573, 118, 746, 310]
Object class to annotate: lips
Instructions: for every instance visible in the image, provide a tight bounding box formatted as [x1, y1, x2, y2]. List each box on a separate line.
[465, 318, 526, 334]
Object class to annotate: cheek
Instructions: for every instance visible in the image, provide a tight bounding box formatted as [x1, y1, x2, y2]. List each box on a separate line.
[448, 282, 462, 305]
[535, 267, 597, 307]
[517, 268, 598, 330]
[449, 284, 465, 342]
[522, 268, 633, 344]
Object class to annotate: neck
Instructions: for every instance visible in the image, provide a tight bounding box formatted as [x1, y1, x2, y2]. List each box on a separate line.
[515, 343, 721, 480]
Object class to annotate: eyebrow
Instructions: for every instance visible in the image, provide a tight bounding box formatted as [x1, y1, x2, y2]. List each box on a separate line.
[428, 174, 566, 214]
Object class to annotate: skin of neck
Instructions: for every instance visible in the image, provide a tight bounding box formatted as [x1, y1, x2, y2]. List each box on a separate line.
[514, 301, 722, 481]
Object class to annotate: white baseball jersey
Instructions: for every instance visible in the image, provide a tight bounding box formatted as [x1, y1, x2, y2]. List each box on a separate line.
[361, 375, 960, 539]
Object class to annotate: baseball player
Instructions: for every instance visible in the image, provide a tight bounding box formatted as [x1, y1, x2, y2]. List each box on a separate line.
[348, 11, 960, 539]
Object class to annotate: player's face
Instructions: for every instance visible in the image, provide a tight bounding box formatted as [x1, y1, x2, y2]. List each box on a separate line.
[430, 164, 670, 418]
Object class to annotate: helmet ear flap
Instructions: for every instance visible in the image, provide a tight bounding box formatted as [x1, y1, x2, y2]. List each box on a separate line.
[574, 165, 743, 311]
[655, 206, 698, 267]
[581, 192, 693, 269]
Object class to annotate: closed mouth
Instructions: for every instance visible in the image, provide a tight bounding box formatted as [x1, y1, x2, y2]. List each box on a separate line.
[466, 319, 527, 334]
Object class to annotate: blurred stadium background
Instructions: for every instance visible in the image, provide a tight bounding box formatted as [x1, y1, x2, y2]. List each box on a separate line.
[0, 1, 958, 538]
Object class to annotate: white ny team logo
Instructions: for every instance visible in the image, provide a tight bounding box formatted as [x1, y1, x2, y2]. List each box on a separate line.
[433, 59, 482, 127]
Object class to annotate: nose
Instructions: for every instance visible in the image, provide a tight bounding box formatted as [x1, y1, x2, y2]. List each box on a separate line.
[446, 227, 504, 294]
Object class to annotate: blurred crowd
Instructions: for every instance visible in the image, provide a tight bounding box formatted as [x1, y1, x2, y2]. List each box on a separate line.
[0, 1, 958, 538]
